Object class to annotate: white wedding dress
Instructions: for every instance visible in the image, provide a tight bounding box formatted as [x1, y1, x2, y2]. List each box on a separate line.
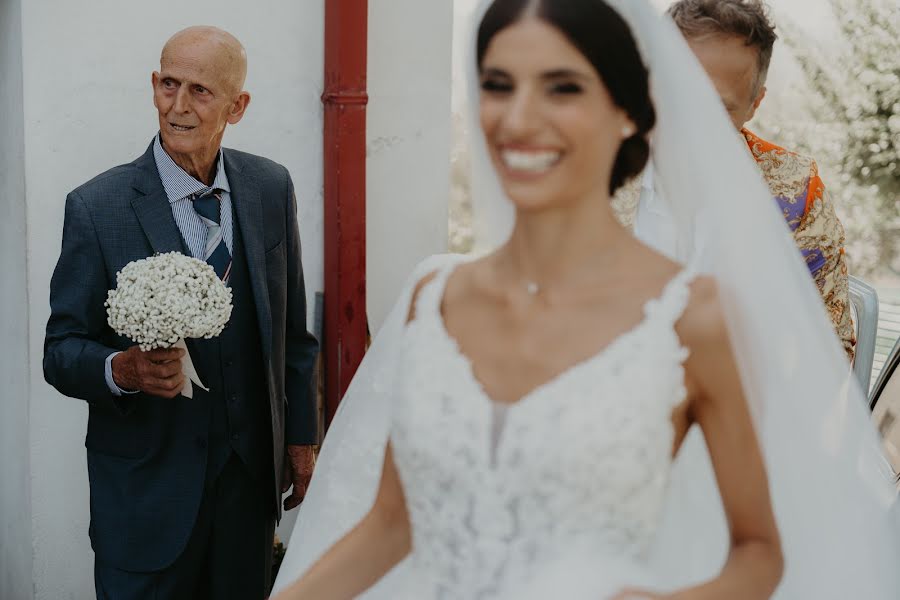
[272, 1, 900, 597]
[391, 259, 695, 598]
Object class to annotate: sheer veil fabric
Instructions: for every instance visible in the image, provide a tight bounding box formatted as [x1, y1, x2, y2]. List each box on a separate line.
[272, 1, 900, 597]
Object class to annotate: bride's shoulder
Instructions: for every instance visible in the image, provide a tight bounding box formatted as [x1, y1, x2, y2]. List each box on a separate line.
[407, 253, 469, 282]
[406, 271, 441, 323]
[406, 254, 496, 323]
[675, 275, 729, 353]
[404, 253, 472, 323]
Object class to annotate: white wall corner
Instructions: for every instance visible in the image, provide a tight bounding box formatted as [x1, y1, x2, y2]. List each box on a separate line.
[1, 0, 35, 597]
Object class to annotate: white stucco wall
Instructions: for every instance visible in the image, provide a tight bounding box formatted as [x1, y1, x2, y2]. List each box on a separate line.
[18, 1, 324, 597]
[1, 1, 34, 598]
[366, 0, 454, 330]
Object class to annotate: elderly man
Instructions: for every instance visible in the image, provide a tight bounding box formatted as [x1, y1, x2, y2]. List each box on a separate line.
[44, 27, 319, 598]
[630, 0, 856, 360]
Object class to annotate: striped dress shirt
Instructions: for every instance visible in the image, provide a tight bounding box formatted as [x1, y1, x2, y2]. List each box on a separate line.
[152, 133, 233, 257]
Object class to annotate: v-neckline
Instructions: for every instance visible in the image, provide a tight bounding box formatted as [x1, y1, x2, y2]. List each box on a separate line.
[431, 262, 688, 412]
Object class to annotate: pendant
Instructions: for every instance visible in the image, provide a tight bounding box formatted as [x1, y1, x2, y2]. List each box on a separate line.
[525, 281, 540, 296]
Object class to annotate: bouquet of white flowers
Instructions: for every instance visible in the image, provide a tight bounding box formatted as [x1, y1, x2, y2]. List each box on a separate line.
[105, 252, 233, 398]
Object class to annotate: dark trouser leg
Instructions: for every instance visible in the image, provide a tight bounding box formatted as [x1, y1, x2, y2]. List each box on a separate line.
[94, 490, 213, 600]
[94, 563, 159, 600]
[94, 455, 272, 600]
[207, 454, 275, 600]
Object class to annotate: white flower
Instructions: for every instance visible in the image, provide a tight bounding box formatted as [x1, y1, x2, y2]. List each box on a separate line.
[105, 252, 233, 351]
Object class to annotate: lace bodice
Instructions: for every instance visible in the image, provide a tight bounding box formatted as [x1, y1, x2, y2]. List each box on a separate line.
[390, 261, 695, 599]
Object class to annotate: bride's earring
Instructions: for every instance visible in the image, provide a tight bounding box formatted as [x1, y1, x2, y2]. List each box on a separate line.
[622, 124, 635, 138]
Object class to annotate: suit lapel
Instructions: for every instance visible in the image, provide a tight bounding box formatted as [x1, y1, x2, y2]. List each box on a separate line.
[225, 150, 273, 358]
[131, 143, 189, 255]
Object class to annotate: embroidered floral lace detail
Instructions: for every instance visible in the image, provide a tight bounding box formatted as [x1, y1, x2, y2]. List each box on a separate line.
[390, 263, 695, 598]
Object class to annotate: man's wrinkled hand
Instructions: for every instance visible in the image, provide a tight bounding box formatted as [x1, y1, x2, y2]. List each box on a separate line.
[111, 346, 186, 398]
[282, 444, 317, 511]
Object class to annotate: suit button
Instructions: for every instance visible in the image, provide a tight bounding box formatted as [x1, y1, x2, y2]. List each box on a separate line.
[231, 433, 239, 442]
[225, 359, 234, 368]
[196, 437, 207, 449]
[230, 394, 238, 404]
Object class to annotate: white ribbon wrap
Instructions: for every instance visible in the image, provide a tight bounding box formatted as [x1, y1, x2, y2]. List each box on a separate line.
[173, 338, 208, 399]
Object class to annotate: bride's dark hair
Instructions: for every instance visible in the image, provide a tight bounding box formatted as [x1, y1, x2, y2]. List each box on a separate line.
[478, 0, 656, 195]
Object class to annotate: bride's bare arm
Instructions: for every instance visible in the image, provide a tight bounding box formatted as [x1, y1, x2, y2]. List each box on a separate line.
[273, 443, 411, 600]
[275, 276, 441, 599]
[670, 277, 783, 599]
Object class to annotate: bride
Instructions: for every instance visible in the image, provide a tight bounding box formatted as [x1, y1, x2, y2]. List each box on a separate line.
[273, 0, 900, 598]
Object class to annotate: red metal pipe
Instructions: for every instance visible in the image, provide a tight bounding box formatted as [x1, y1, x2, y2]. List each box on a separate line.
[322, 0, 369, 427]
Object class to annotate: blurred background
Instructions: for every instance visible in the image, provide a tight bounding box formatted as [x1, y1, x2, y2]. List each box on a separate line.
[449, 0, 900, 372]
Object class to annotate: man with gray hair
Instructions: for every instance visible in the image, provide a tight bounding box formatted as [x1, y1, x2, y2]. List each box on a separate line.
[44, 26, 319, 598]
[633, 0, 856, 359]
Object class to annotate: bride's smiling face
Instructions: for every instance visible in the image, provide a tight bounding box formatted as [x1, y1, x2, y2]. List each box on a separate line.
[479, 17, 633, 212]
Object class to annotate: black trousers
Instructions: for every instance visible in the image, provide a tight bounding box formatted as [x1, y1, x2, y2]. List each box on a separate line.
[94, 454, 274, 600]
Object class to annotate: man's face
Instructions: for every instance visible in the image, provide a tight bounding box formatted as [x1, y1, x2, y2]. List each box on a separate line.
[687, 34, 766, 131]
[152, 38, 248, 164]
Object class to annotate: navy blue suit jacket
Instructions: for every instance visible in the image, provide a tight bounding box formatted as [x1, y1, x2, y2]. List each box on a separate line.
[43, 141, 319, 572]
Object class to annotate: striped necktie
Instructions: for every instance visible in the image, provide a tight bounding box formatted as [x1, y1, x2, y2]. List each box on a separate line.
[191, 189, 232, 283]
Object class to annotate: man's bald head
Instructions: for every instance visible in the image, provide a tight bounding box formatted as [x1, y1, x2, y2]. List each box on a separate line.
[152, 26, 251, 183]
[161, 26, 247, 96]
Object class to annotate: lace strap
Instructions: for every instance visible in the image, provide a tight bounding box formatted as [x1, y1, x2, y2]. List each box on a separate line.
[411, 259, 462, 326]
[644, 266, 698, 326]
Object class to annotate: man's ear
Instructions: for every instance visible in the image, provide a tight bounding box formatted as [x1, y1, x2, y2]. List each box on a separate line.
[151, 72, 160, 109]
[227, 91, 251, 125]
[746, 85, 767, 123]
